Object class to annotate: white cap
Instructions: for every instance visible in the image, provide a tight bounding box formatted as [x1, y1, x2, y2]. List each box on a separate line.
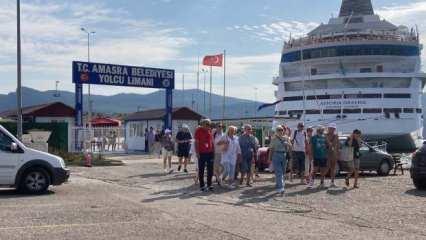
[328, 123, 337, 129]
[165, 129, 172, 134]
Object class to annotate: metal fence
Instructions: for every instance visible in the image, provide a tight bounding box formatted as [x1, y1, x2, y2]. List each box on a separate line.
[70, 126, 125, 153]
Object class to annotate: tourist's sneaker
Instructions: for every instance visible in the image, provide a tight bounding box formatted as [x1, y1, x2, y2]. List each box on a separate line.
[178, 165, 182, 172]
[307, 181, 314, 189]
[329, 182, 337, 188]
[319, 182, 325, 189]
[200, 187, 207, 192]
[208, 186, 214, 192]
[183, 169, 188, 173]
[168, 169, 174, 174]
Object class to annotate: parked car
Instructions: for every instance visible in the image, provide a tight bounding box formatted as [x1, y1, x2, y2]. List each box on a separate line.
[0, 124, 69, 194]
[256, 147, 271, 172]
[410, 144, 426, 190]
[338, 137, 395, 176]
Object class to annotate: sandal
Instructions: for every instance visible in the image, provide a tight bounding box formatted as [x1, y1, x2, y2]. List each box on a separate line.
[345, 177, 350, 187]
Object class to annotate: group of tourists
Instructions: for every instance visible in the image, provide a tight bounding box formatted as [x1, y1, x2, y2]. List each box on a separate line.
[155, 118, 363, 195]
[269, 122, 362, 195]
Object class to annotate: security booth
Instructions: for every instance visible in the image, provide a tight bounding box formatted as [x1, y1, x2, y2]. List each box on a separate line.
[72, 61, 174, 152]
[124, 107, 204, 152]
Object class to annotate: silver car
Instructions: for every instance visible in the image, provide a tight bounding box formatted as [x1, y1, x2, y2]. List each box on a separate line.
[337, 137, 395, 176]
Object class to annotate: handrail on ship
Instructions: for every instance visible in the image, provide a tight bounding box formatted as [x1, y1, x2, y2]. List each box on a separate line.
[284, 31, 419, 49]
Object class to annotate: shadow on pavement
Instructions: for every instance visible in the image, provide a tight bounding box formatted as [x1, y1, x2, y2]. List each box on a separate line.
[235, 185, 277, 205]
[0, 189, 55, 199]
[405, 189, 426, 197]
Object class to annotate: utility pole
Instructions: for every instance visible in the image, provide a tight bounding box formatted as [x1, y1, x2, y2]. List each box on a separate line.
[81, 28, 95, 134]
[16, 0, 23, 140]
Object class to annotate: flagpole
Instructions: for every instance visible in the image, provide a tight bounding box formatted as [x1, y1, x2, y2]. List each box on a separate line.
[222, 50, 226, 122]
[197, 55, 200, 112]
[209, 65, 213, 118]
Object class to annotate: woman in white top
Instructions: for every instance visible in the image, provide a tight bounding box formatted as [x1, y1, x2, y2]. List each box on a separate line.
[213, 123, 225, 185]
[217, 126, 241, 188]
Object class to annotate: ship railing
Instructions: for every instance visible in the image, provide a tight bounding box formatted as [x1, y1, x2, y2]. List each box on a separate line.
[284, 32, 419, 49]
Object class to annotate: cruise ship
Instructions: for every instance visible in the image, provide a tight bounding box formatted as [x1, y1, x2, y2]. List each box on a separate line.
[273, 0, 426, 152]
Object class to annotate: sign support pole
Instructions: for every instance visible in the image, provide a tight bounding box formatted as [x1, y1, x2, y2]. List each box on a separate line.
[165, 88, 173, 131]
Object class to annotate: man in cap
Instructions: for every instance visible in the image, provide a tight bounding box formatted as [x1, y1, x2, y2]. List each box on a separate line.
[326, 123, 340, 188]
[176, 124, 192, 173]
[291, 122, 308, 183]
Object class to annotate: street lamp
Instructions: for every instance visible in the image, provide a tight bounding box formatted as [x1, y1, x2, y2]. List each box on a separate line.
[16, 0, 23, 140]
[254, 87, 258, 118]
[81, 27, 95, 132]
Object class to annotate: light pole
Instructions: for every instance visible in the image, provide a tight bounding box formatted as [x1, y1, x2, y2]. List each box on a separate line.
[201, 69, 208, 115]
[81, 27, 95, 132]
[254, 87, 258, 118]
[16, 0, 22, 140]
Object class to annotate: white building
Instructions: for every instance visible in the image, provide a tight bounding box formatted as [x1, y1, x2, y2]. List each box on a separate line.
[124, 107, 204, 151]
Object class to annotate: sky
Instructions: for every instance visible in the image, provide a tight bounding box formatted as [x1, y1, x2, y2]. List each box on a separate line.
[1, 0, 426, 102]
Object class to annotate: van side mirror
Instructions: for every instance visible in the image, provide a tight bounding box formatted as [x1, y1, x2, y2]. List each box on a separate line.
[10, 142, 18, 152]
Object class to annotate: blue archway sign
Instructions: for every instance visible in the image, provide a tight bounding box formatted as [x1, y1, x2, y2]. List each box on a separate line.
[72, 61, 175, 131]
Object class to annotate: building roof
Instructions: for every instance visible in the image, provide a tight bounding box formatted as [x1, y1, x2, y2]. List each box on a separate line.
[0, 102, 75, 119]
[91, 117, 121, 127]
[125, 107, 204, 122]
[339, 0, 374, 17]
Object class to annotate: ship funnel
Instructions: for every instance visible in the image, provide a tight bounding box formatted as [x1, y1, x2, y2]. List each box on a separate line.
[339, 0, 374, 17]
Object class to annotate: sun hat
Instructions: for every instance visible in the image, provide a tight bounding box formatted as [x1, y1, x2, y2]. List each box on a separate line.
[328, 123, 337, 129]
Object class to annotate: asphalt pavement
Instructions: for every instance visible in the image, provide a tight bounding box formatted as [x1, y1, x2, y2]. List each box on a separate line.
[1, 155, 426, 240]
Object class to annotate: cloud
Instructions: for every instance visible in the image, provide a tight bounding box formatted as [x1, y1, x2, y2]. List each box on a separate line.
[229, 20, 318, 42]
[0, 0, 192, 94]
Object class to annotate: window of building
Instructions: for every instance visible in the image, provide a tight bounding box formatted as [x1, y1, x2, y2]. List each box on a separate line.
[310, 68, 317, 76]
[376, 65, 384, 72]
[363, 108, 382, 114]
[417, 108, 423, 114]
[403, 108, 414, 113]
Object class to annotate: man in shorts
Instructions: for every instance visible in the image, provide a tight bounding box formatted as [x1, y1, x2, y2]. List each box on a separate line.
[176, 124, 192, 173]
[345, 129, 362, 189]
[309, 126, 328, 188]
[238, 124, 259, 187]
[291, 122, 307, 183]
[326, 123, 340, 188]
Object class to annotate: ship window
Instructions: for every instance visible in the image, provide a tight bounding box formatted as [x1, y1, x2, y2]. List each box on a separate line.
[283, 96, 303, 101]
[305, 109, 321, 114]
[284, 78, 411, 91]
[417, 109, 423, 113]
[384, 108, 402, 113]
[311, 68, 317, 75]
[278, 111, 287, 115]
[403, 108, 414, 113]
[288, 110, 303, 115]
[376, 65, 384, 73]
[360, 68, 372, 73]
[363, 108, 382, 113]
[282, 44, 420, 63]
[324, 109, 341, 114]
[343, 109, 361, 114]
[362, 93, 382, 98]
[384, 93, 411, 98]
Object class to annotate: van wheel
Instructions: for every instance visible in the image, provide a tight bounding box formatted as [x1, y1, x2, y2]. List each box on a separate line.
[377, 160, 391, 176]
[20, 168, 50, 194]
[413, 178, 426, 190]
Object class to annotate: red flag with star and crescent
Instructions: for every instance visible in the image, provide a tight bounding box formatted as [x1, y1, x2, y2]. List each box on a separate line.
[203, 54, 223, 67]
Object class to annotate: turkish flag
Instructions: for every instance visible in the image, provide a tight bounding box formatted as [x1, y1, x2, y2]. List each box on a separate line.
[203, 54, 223, 67]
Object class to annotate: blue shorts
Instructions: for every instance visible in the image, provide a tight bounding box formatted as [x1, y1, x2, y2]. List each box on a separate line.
[314, 158, 327, 168]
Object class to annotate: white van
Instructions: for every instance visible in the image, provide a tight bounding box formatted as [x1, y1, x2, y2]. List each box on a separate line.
[0, 124, 69, 194]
